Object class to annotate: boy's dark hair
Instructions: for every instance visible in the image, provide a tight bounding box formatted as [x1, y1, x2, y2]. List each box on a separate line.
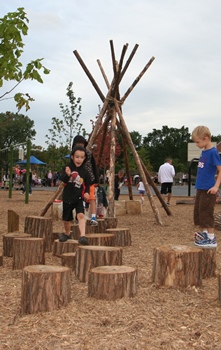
[72, 135, 88, 149]
[71, 145, 87, 160]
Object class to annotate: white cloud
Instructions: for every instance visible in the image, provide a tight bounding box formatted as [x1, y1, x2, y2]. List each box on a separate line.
[1, 0, 221, 148]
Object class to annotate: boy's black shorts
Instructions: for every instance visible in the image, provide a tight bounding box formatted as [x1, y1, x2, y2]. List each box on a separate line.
[62, 200, 84, 221]
[160, 182, 173, 194]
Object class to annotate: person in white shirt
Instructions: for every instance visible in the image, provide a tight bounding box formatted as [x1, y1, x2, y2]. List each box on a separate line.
[137, 178, 145, 204]
[158, 158, 175, 206]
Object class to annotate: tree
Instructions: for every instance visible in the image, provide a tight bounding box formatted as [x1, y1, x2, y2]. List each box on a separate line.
[0, 7, 50, 111]
[143, 125, 191, 172]
[45, 82, 86, 150]
[0, 112, 36, 170]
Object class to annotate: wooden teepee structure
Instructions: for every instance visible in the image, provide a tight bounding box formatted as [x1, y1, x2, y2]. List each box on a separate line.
[73, 40, 172, 225]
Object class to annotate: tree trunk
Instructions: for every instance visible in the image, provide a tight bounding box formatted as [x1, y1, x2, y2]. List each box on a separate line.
[3, 232, 31, 257]
[75, 246, 123, 283]
[7, 210, 19, 233]
[24, 215, 53, 252]
[201, 247, 217, 278]
[152, 244, 203, 288]
[85, 219, 106, 234]
[21, 265, 71, 314]
[88, 265, 137, 300]
[85, 233, 115, 246]
[52, 239, 79, 257]
[106, 228, 131, 246]
[104, 217, 118, 229]
[61, 252, 76, 271]
[13, 237, 45, 270]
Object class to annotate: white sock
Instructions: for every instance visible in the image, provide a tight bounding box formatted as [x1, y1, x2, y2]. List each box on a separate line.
[207, 233, 214, 239]
[91, 214, 96, 218]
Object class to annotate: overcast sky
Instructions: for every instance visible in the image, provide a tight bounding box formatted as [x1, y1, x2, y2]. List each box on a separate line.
[1, 1, 221, 148]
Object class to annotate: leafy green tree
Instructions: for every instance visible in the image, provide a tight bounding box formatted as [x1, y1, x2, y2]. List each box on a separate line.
[0, 7, 50, 111]
[45, 82, 86, 150]
[0, 112, 36, 169]
[143, 125, 191, 172]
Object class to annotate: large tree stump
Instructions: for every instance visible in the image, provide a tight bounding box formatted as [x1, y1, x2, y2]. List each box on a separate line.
[106, 228, 131, 246]
[7, 210, 19, 233]
[3, 232, 31, 257]
[71, 224, 80, 240]
[85, 233, 115, 246]
[88, 265, 137, 300]
[51, 199, 63, 220]
[104, 217, 118, 229]
[61, 252, 76, 271]
[125, 200, 142, 215]
[24, 215, 53, 252]
[85, 219, 106, 234]
[75, 246, 123, 283]
[152, 245, 203, 288]
[214, 213, 221, 230]
[13, 237, 45, 270]
[200, 247, 217, 278]
[21, 265, 71, 314]
[52, 239, 79, 257]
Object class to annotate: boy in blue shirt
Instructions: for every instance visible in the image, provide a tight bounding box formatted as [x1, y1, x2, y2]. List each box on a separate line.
[192, 126, 221, 247]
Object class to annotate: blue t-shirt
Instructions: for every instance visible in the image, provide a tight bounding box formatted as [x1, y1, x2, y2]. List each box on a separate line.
[196, 147, 221, 190]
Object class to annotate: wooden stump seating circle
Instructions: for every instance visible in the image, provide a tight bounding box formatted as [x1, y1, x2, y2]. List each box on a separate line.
[7, 209, 19, 233]
[85, 233, 115, 246]
[52, 239, 79, 257]
[152, 244, 203, 288]
[13, 237, 45, 270]
[3, 232, 31, 257]
[75, 246, 123, 283]
[106, 228, 131, 246]
[21, 265, 71, 314]
[61, 252, 76, 271]
[88, 265, 137, 300]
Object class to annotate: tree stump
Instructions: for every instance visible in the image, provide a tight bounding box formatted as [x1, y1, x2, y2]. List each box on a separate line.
[85, 233, 115, 246]
[75, 246, 123, 283]
[24, 215, 53, 252]
[85, 219, 106, 234]
[7, 210, 19, 233]
[71, 224, 80, 240]
[200, 246, 217, 278]
[214, 213, 221, 231]
[125, 200, 142, 215]
[152, 245, 203, 288]
[0, 254, 3, 266]
[21, 265, 71, 314]
[88, 265, 137, 300]
[106, 228, 131, 246]
[52, 239, 79, 257]
[3, 232, 31, 257]
[104, 217, 118, 229]
[61, 252, 76, 271]
[218, 273, 221, 302]
[13, 237, 45, 270]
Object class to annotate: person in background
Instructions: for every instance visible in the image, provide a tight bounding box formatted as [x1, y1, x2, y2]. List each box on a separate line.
[72, 135, 99, 226]
[59, 145, 90, 245]
[137, 178, 145, 205]
[47, 170, 53, 187]
[192, 125, 221, 248]
[96, 184, 108, 218]
[158, 158, 175, 206]
[21, 169, 32, 195]
[114, 170, 125, 200]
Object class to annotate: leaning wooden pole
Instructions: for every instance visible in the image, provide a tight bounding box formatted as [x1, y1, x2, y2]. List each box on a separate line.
[115, 101, 163, 225]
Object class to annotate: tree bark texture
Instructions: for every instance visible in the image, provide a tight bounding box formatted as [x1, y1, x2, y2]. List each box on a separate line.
[3, 232, 31, 257]
[104, 217, 118, 229]
[24, 215, 53, 252]
[52, 239, 79, 257]
[106, 228, 131, 246]
[75, 246, 123, 283]
[13, 237, 45, 270]
[7, 210, 19, 233]
[21, 265, 71, 314]
[85, 219, 106, 234]
[88, 265, 137, 300]
[61, 252, 76, 271]
[152, 244, 203, 288]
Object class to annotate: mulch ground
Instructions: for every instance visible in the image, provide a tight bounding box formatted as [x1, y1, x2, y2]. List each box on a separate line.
[0, 189, 221, 350]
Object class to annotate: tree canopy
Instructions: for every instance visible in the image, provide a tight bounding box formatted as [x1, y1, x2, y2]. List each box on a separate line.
[0, 7, 50, 111]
